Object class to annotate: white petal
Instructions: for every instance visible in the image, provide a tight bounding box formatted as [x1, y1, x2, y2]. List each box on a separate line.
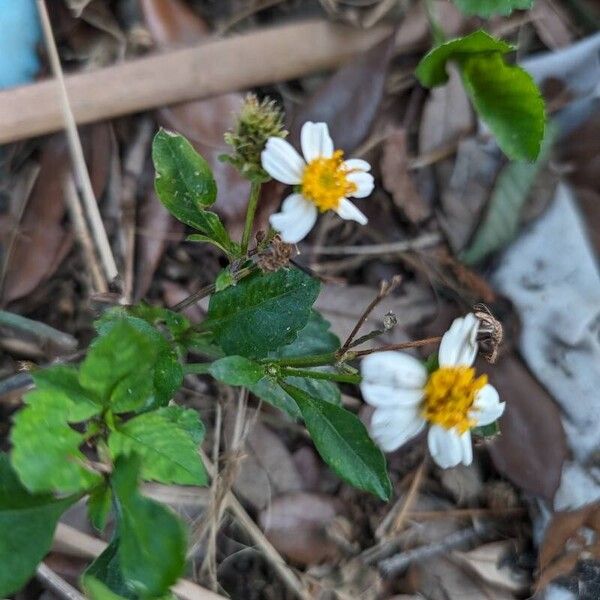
[371, 407, 426, 452]
[470, 384, 505, 426]
[269, 193, 317, 244]
[335, 198, 368, 225]
[427, 425, 463, 469]
[361, 352, 428, 389]
[344, 158, 371, 172]
[346, 171, 374, 198]
[459, 430, 473, 466]
[438, 313, 479, 367]
[261, 137, 305, 184]
[361, 382, 423, 407]
[300, 122, 334, 162]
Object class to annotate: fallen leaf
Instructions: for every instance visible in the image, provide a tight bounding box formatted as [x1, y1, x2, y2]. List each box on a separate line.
[487, 355, 567, 501]
[259, 491, 343, 565]
[453, 540, 531, 593]
[290, 32, 396, 153]
[419, 65, 473, 155]
[381, 129, 431, 223]
[226, 411, 303, 511]
[140, 0, 251, 235]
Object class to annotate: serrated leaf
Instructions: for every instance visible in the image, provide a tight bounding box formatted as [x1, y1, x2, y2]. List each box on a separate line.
[112, 457, 187, 598]
[282, 383, 391, 501]
[452, 0, 532, 17]
[416, 30, 545, 161]
[271, 310, 340, 358]
[416, 31, 512, 87]
[32, 366, 101, 422]
[0, 454, 77, 597]
[10, 391, 102, 494]
[109, 407, 207, 486]
[461, 124, 556, 264]
[88, 484, 112, 532]
[205, 268, 320, 359]
[209, 356, 265, 386]
[152, 129, 234, 254]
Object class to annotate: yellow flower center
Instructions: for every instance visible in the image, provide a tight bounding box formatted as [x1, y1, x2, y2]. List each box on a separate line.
[421, 367, 487, 434]
[301, 150, 358, 212]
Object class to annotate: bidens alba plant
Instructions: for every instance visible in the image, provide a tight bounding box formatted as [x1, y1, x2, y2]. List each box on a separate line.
[1, 95, 505, 600]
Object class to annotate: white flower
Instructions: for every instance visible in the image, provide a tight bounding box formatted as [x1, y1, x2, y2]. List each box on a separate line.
[360, 314, 505, 469]
[260, 121, 374, 243]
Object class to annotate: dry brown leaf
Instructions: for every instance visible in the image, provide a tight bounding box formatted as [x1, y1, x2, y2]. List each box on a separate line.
[381, 129, 431, 223]
[531, 0, 574, 50]
[290, 32, 396, 153]
[439, 463, 483, 506]
[487, 355, 567, 501]
[225, 413, 303, 511]
[259, 492, 343, 565]
[140, 0, 252, 235]
[453, 540, 530, 593]
[419, 65, 473, 155]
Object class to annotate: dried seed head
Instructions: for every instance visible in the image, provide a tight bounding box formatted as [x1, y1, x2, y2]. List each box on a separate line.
[473, 304, 503, 364]
[256, 235, 295, 273]
[222, 93, 287, 181]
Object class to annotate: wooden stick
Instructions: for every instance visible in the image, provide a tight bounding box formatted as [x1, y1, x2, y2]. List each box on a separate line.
[0, 20, 391, 144]
[52, 523, 227, 600]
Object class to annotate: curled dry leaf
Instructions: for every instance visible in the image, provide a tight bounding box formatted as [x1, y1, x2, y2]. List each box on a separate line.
[381, 129, 431, 224]
[487, 356, 567, 501]
[259, 492, 344, 566]
[140, 0, 251, 234]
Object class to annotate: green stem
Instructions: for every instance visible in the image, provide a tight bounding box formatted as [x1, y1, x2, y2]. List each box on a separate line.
[262, 352, 338, 368]
[280, 367, 361, 385]
[240, 181, 262, 255]
[184, 362, 213, 375]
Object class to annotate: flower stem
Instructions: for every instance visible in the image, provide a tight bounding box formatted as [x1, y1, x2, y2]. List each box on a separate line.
[184, 362, 213, 375]
[241, 181, 262, 255]
[262, 352, 338, 368]
[280, 367, 361, 385]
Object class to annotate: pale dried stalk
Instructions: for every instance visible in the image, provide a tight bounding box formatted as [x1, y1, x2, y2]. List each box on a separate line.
[52, 523, 227, 600]
[36, 563, 86, 600]
[63, 175, 108, 293]
[36, 0, 118, 282]
[310, 231, 442, 256]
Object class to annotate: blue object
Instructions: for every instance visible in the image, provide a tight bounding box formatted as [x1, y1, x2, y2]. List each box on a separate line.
[0, 0, 41, 89]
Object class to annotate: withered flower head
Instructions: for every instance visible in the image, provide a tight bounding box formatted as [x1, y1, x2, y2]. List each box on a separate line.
[256, 234, 295, 273]
[223, 94, 287, 181]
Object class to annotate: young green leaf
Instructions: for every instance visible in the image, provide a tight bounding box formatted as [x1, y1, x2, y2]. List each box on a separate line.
[209, 356, 265, 386]
[152, 129, 235, 254]
[205, 268, 320, 359]
[10, 391, 102, 494]
[416, 30, 545, 161]
[461, 124, 557, 264]
[452, 0, 532, 18]
[282, 383, 391, 501]
[108, 407, 207, 486]
[88, 484, 113, 532]
[0, 454, 76, 597]
[111, 456, 187, 598]
[84, 539, 133, 599]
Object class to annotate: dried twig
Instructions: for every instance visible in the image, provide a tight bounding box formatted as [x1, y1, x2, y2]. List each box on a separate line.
[36, 0, 118, 282]
[36, 563, 86, 600]
[310, 232, 442, 256]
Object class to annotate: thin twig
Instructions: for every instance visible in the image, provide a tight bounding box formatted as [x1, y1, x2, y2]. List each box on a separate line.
[351, 336, 442, 358]
[37, 0, 118, 282]
[310, 232, 442, 256]
[340, 275, 402, 353]
[63, 174, 108, 293]
[36, 563, 86, 600]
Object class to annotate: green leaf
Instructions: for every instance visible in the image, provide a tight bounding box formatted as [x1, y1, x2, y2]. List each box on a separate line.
[0, 454, 76, 597]
[109, 407, 207, 486]
[271, 310, 340, 358]
[32, 366, 101, 422]
[112, 456, 187, 598]
[416, 31, 512, 87]
[205, 268, 320, 359]
[83, 575, 128, 600]
[84, 539, 134, 599]
[282, 383, 391, 501]
[473, 420, 501, 438]
[10, 391, 102, 494]
[209, 356, 265, 386]
[452, 0, 532, 17]
[152, 129, 235, 254]
[88, 484, 113, 532]
[215, 266, 236, 292]
[461, 123, 557, 264]
[416, 31, 545, 161]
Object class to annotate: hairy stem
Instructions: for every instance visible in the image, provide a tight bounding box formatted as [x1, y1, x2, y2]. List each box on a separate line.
[240, 181, 262, 255]
[280, 367, 361, 385]
[262, 352, 338, 368]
